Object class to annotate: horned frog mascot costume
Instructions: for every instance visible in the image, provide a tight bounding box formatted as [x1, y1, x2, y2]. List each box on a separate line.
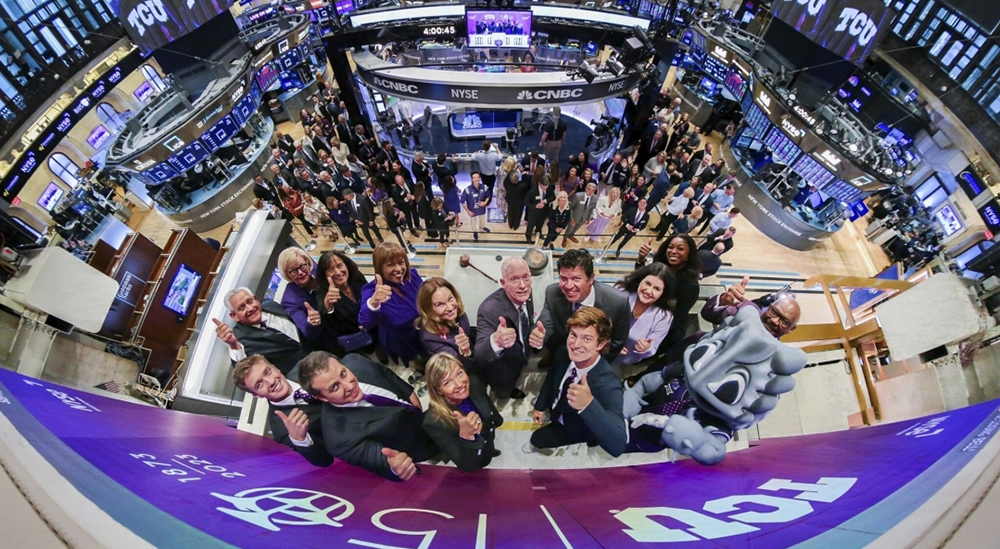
[625, 306, 806, 465]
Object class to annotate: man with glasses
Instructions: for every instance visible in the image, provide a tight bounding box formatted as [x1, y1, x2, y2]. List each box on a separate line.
[702, 276, 801, 339]
[212, 287, 310, 374]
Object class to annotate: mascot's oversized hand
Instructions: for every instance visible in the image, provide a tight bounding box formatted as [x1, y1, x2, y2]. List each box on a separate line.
[630, 413, 668, 430]
[623, 371, 660, 419]
[660, 414, 727, 466]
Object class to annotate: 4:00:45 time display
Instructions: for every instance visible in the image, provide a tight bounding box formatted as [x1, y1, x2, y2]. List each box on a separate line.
[423, 25, 455, 36]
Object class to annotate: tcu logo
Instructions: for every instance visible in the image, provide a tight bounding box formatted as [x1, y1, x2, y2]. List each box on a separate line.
[126, 0, 171, 36]
[793, 0, 826, 17]
[213, 487, 354, 532]
[833, 7, 880, 47]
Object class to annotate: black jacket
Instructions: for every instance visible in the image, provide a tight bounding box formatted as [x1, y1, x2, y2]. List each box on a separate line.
[320, 354, 438, 480]
[421, 374, 502, 472]
[232, 301, 310, 374]
[268, 398, 334, 467]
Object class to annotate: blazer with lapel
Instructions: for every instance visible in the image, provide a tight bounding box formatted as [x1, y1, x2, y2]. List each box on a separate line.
[232, 300, 310, 374]
[537, 282, 632, 357]
[320, 354, 438, 480]
[622, 206, 650, 232]
[569, 192, 598, 223]
[421, 373, 503, 472]
[268, 370, 334, 467]
[534, 355, 627, 456]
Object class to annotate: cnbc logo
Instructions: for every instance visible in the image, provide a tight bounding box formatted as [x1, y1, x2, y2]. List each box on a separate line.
[517, 88, 584, 101]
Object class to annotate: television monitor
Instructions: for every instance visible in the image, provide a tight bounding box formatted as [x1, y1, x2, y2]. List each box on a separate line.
[699, 77, 717, 95]
[86, 125, 111, 149]
[200, 114, 239, 151]
[163, 263, 202, 317]
[466, 10, 531, 48]
[133, 81, 154, 102]
[36, 182, 64, 211]
[583, 41, 598, 56]
[256, 62, 279, 90]
[334, 0, 354, 16]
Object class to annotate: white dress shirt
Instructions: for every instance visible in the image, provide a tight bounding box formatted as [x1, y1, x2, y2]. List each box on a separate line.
[271, 380, 314, 447]
[332, 382, 409, 408]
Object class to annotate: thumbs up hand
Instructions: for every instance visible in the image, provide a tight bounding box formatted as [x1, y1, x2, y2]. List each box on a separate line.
[324, 276, 341, 310]
[721, 275, 750, 306]
[381, 447, 416, 481]
[455, 326, 471, 357]
[492, 316, 517, 350]
[274, 408, 309, 442]
[212, 318, 240, 350]
[454, 410, 482, 440]
[528, 321, 546, 350]
[567, 372, 593, 411]
[370, 274, 393, 307]
[638, 237, 653, 262]
[304, 302, 322, 326]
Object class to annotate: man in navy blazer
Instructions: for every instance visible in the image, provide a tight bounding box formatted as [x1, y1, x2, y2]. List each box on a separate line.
[298, 352, 437, 481]
[531, 307, 627, 456]
[473, 257, 535, 399]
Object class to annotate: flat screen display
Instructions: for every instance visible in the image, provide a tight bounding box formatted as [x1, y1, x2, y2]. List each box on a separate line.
[166, 140, 210, 173]
[256, 62, 279, 90]
[143, 162, 180, 184]
[231, 94, 257, 126]
[133, 81, 154, 101]
[744, 103, 771, 138]
[724, 67, 747, 101]
[466, 10, 531, 48]
[703, 54, 728, 82]
[87, 125, 111, 149]
[36, 182, 64, 211]
[934, 203, 963, 237]
[201, 114, 239, 151]
[334, 0, 354, 16]
[791, 153, 836, 187]
[162, 263, 202, 316]
[279, 48, 302, 71]
[699, 77, 717, 95]
[763, 126, 802, 165]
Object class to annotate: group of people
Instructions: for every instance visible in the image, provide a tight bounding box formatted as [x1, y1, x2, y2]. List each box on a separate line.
[214, 241, 803, 480]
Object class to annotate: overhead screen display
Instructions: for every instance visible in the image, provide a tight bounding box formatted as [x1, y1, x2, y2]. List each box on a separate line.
[113, 0, 230, 54]
[466, 10, 531, 48]
[770, 0, 895, 63]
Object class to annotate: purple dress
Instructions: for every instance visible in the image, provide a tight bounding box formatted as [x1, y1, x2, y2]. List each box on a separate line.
[280, 268, 339, 353]
[359, 268, 424, 363]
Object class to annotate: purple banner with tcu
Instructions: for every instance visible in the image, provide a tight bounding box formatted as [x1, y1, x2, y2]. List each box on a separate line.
[1, 367, 999, 548]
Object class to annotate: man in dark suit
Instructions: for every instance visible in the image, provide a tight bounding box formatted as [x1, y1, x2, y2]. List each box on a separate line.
[350, 125, 369, 155]
[213, 287, 310, 374]
[530, 307, 627, 456]
[252, 174, 278, 205]
[298, 352, 438, 481]
[269, 162, 294, 190]
[232, 355, 333, 467]
[700, 226, 736, 255]
[274, 131, 296, 156]
[636, 129, 666, 171]
[612, 197, 650, 258]
[411, 151, 433, 188]
[697, 243, 725, 278]
[520, 151, 546, 179]
[357, 185, 384, 248]
[524, 175, 553, 243]
[335, 115, 352, 145]
[529, 249, 631, 363]
[474, 257, 535, 399]
[294, 141, 321, 173]
[338, 165, 366, 196]
[376, 141, 400, 166]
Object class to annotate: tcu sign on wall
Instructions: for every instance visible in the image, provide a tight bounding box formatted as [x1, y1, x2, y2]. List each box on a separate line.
[357, 66, 643, 106]
[771, 0, 894, 62]
[114, 0, 228, 53]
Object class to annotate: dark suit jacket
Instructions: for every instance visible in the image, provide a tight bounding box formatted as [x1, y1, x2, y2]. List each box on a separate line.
[232, 301, 310, 374]
[376, 147, 400, 166]
[421, 374, 502, 472]
[268, 396, 334, 467]
[538, 282, 631, 356]
[533, 356, 627, 456]
[276, 136, 296, 156]
[412, 160, 433, 187]
[335, 124, 352, 144]
[359, 194, 379, 224]
[474, 288, 534, 372]
[320, 354, 437, 480]
[519, 156, 546, 175]
[621, 206, 650, 232]
[525, 185, 554, 218]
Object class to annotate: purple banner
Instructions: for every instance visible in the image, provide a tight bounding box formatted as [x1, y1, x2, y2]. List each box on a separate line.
[770, 0, 894, 63]
[1, 367, 999, 548]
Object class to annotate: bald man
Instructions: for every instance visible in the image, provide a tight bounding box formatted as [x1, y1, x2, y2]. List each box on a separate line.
[701, 276, 801, 339]
[473, 257, 535, 399]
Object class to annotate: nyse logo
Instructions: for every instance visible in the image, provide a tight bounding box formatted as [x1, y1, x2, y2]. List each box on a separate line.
[792, 0, 827, 17]
[780, 119, 805, 138]
[608, 80, 627, 93]
[756, 91, 772, 114]
[126, 0, 171, 37]
[814, 150, 841, 169]
[373, 76, 418, 95]
[833, 7, 880, 47]
[230, 85, 245, 103]
[452, 88, 479, 100]
[212, 487, 354, 532]
[517, 88, 584, 101]
[711, 45, 729, 61]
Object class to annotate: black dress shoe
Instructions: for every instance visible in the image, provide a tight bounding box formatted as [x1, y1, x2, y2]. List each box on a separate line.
[510, 388, 527, 399]
[491, 449, 502, 457]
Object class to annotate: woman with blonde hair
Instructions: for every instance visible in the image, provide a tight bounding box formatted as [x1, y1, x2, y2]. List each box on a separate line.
[330, 137, 350, 166]
[494, 156, 517, 221]
[542, 190, 570, 250]
[422, 353, 503, 472]
[416, 277, 474, 370]
[588, 187, 622, 243]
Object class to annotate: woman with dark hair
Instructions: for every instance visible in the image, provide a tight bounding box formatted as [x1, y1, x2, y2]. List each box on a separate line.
[520, 52, 537, 73]
[567, 151, 590, 173]
[422, 353, 502, 472]
[381, 198, 412, 250]
[635, 233, 701, 352]
[614, 263, 675, 366]
[316, 250, 371, 354]
[440, 174, 462, 227]
[299, 108, 316, 128]
[559, 165, 581, 196]
[359, 242, 426, 367]
[278, 184, 316, 236]
[416, 277, 474, 371]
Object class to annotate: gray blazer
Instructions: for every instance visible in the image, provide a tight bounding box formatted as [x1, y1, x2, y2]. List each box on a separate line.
[569, 192, 599, 224]
[538, 282, 631, 357]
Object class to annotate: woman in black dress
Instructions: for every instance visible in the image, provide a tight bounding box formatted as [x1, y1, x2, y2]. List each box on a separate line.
[316, 250, 372, 355]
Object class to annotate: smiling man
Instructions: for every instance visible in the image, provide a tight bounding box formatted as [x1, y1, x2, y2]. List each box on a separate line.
[530, 249, 631, 364]
[473, 257, 535, 399]
[232, 354, 333, 467]
[213, 287, 310, 374]
[297, 352, 438, 481]
[701, 276, 801, 339]
[530, 307, 627, 456]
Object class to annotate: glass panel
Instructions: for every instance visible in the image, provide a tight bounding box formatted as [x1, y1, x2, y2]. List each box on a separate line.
[963, 68, 982, 91]
[48, 153, 80, 188]
[2, 0, 23, 19]
[946, 14, 957, 26]
[82, 11, 97, 29]
[923, 188, 948, 209]
[918, 2, 932, 21]
[957, 56, 970, 69]
[52, 17, 78, 47]
[975, 35, 986, 46]
[964, 26, 976, 39]
[988, 94, 1000, 115]
[894, 22, 904, 34]
[905, 22, 919, 40]
[930, 18, 940, 29]
[941, 41, 963, 65]
[38, 26, 65, 57]
[982, 45, 1000, 68]
[930, 31, 951, 56]
[949, 66, 961, 79]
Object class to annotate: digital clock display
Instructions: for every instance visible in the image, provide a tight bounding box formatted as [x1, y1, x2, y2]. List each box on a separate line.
[423, 25, 455, 36]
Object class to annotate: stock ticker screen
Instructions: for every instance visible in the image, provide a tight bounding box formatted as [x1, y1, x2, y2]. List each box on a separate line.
[762, 126, 802, 165]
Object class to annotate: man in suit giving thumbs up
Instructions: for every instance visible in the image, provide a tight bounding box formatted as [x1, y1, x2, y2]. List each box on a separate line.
[529, 307, 627, 456]
[473, 257, 535, 399]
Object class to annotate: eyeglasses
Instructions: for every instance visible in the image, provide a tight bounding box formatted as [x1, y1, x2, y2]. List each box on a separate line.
[763, 307, 793, 330]
[287, 263, 310, 277]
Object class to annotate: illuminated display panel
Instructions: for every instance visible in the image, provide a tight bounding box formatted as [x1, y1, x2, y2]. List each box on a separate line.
[743, 104, 771, 138]
[792, 153, 836, 187]
[143, 162, 180, 184]
[200, 114, 240, 151]
[166, 140, 210, 173]
[763, 126, 802, 165]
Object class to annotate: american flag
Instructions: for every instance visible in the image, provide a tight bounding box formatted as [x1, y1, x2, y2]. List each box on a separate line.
[95, 381, 120, 393]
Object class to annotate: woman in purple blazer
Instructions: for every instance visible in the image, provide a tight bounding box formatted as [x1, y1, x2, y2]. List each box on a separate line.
[613, 262, 676, 366]
[416, 277, 475, 372]
[277, 247, 338, 353]
[359, 242, 425, 366]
